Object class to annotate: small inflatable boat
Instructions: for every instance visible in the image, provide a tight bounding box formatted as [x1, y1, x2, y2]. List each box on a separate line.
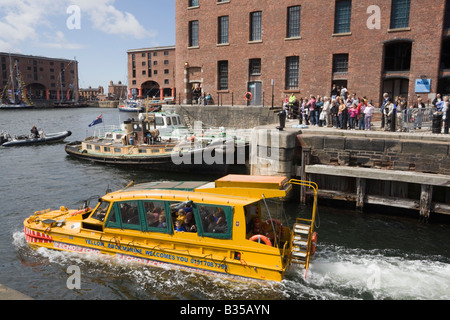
[1, 130, 72, 147]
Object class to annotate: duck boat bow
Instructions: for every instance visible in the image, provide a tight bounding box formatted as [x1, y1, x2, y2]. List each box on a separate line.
[23, 175, 318, 282]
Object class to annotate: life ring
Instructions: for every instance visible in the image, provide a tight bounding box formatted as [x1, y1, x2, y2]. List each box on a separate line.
[245, 92, 253, 101]
[249, 234, 273, 247]
[311, 232, 318, 256]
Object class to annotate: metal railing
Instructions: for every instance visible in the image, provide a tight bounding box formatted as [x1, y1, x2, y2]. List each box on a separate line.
[399, 107, 436, 132]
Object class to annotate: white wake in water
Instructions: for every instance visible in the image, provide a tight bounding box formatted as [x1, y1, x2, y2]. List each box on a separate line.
[13, 231, 450, 300]
[286, 245, 450, 300]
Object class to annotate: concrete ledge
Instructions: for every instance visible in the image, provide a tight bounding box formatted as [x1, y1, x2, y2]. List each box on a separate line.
[305, 164, 450, 187]
[0, 284, 33, 300]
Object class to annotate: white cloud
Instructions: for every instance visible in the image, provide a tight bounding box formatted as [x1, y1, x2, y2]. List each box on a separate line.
[0, 0, 154, 52]
[71, 0, 156, 39]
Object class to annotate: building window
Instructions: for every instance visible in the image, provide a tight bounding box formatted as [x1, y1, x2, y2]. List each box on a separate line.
[189, 0, 199, 7]
[384, 42, 412, 71]
[218, 61, 228, 90]
[332, 54, 349, 73]
[189, 20, 199, 47]
[165, 79, 169, 85]
[445, 0, 450, 29]
[249, 59, 261, 76]
[334, 0, 352, 34]
[390, 0, 411, 29]
[250, 11, 262, 41]
[164, 69, 169, 74]
[218, 16, 229, 44]
[287, 6, 301, 38]
[285, 56, 299, 90]
[164, 51, 169, 56]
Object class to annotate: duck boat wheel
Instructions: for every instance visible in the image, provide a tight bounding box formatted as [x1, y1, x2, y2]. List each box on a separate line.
[23, 175, 319, 282]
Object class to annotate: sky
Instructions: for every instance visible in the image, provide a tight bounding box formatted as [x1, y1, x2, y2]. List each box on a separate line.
[0, 0, 176, 91]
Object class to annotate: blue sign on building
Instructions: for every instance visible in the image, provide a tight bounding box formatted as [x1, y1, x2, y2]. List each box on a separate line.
[415, 79, 431, 93]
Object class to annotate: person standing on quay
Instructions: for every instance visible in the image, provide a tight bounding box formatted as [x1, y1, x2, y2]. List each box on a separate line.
[380, 92, 389, 129]
[307, 95, 316, 125]
[442, 95, 449, 134]
[364, 101, 375, 130]
[384, 97, 396, 132]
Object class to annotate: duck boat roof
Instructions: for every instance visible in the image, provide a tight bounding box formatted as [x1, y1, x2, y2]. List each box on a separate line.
[23, 175, 318, 282]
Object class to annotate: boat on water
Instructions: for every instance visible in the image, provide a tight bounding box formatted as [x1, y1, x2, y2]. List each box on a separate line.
[65, 111, 247, 173]
[1, 130, 72, 147]
[0, 59, 33, 110]
[23, 175, 319, 282]
[0, 103, 33, 110]
[118, 99, 145, 113]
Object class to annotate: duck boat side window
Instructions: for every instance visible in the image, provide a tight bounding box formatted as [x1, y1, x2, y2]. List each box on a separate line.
[100, 199, 233, 239]
[197, 204, 232, 239]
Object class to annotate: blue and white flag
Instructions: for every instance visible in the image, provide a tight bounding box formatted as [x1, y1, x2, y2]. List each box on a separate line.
[89, 114, 103, 127]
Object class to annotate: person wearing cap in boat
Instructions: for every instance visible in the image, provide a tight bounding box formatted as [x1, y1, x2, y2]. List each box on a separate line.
[31, 126, 40, 138]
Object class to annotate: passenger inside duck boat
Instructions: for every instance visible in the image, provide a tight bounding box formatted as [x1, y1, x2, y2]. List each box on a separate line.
[87, 198, 234, 241]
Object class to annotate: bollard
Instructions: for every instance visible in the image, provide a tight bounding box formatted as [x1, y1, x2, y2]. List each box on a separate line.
[444, 115, 449, 134]
[277, 111, 286, 131]
[432, 113, 443, 134]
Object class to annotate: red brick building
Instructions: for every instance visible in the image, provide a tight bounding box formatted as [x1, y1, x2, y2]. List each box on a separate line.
[127, 46, 176, 100]
[0, 52, 78, 101]
[175, 0, 450, 106]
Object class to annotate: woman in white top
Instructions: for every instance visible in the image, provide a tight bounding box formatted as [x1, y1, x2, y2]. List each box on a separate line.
[364, 101, 375, 130]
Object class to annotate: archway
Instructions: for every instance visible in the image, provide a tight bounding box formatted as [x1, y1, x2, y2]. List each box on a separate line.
[141, 81, 160, 99]
[25, 83, 46, 100]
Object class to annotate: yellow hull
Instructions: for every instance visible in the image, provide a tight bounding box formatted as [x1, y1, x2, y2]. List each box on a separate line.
[24, 223, 285, 282]
[23, 175, 318, 282]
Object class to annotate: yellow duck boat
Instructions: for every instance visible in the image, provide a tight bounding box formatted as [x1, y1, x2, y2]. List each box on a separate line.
[23, 175, 318, 282]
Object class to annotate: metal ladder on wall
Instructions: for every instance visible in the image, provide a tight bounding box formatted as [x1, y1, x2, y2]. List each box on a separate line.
[183, 115, 193, 132]
[288, 179, 318, 275]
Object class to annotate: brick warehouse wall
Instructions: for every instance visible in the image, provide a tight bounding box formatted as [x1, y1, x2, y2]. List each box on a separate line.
[175, 0, 446, 107]
[0, 52, 78, 100]
[127, 46, 176, 99]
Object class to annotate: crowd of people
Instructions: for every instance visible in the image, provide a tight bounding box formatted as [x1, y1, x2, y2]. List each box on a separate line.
[283, 89, 376, 131]
[283, 85, 449, 133]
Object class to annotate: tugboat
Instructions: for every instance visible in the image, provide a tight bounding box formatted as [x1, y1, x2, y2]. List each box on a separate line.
[65, 111, 248, 173]
[23, 175, 318, 282]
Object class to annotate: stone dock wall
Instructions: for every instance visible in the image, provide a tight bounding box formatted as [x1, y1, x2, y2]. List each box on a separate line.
[250, 124, 450, 220]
